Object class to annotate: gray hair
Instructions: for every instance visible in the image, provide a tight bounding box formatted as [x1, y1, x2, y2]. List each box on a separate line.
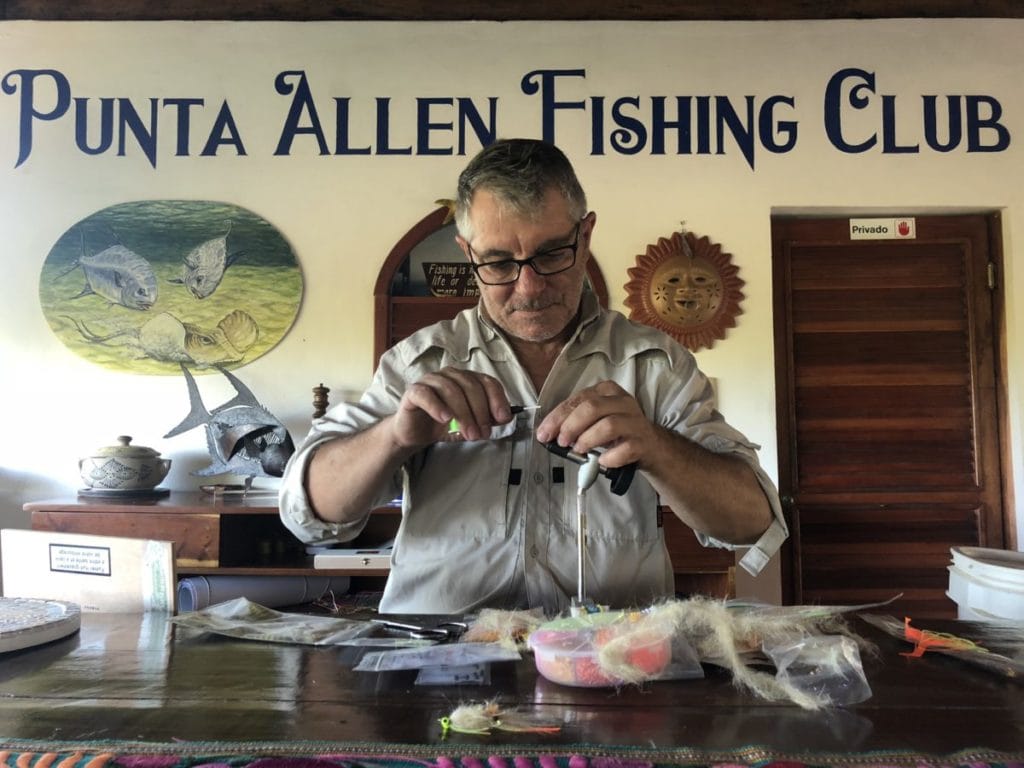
[454, 139, 588, 239]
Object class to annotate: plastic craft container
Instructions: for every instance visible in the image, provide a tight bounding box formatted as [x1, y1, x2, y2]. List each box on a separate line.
[946, 546, 1024, 621]
[528, 611, 672, 687]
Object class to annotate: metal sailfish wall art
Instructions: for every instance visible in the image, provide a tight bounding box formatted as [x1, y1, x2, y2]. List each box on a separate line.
[164, 363, 295, 485]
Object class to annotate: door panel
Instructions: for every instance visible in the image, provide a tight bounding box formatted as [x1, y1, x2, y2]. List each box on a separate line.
[772, 215, 1004, 617]
[794, 505, 982, 617]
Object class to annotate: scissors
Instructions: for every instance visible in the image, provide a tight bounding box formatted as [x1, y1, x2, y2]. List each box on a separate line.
[370, 618, 469, 641]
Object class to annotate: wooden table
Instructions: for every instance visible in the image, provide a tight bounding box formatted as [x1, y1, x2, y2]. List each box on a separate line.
[0, 610, 1020, 755]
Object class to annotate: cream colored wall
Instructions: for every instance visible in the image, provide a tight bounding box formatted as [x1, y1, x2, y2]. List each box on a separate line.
[1, 20, 1021, 604]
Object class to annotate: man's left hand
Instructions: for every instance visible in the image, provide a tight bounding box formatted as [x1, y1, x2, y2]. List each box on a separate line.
[535, 381, 654, 470]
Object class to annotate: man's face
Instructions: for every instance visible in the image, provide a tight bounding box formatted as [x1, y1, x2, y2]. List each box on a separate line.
[458, 187, 593, 344]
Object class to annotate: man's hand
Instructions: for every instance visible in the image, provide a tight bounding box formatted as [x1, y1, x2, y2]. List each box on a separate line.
[305, 367, 513, 525]
[535, 380, 772, 545]
[392, 366, 514, 446]
[535, 381, 654, 469]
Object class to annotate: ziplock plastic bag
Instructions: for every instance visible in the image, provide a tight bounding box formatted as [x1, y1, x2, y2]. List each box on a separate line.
[172, 597, 379, 645]
[764, 634, 872, 707]
[354, 641, 520, 671]
[652, 629, 705, 681]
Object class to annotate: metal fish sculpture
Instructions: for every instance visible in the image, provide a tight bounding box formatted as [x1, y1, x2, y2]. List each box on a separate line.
[171, 225, 245, 299]
[63, 309, 260, 367]
[164, 364, 295, 480]
[63, 237, 159, 310]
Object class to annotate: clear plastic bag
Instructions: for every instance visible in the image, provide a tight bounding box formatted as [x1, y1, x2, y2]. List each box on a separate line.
[651, 629, 705, 681]
[171, 597, 379, 645]
[764, 634, 872, 707]
[353, 641, 520, 671]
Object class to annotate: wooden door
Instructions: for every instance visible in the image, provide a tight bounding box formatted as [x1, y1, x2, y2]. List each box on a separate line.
[771, 214, 1006, 617]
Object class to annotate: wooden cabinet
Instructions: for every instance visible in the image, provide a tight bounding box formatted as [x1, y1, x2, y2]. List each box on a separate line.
[661, 509, 736, 598]
[25, 494, 734, 598]
[25, 492, 398, 581]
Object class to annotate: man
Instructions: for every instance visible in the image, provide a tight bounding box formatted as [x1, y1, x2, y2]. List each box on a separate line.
[280, 138, 787, 615]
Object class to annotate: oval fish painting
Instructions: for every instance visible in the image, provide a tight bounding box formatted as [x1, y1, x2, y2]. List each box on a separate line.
[39, 200, 303, 375]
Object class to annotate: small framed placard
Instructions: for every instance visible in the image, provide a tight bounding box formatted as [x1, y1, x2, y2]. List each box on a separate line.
[49, 543, 112, 576]
[422, 262, 479, 297]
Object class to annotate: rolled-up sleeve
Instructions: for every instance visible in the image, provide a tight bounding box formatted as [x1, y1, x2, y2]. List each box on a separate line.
[277, 427, 384, 546]
[639, 339, 788, 577]
[698, 439, 788, 577]
[278, 360, 406, 546]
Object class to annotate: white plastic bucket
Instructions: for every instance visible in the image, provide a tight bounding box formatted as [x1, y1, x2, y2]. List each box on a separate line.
[946, 546, 1024, 621]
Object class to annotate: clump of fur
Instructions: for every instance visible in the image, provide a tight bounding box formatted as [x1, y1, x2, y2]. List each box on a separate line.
[651, 596, 875, 709]
[461, 608, 545, 650]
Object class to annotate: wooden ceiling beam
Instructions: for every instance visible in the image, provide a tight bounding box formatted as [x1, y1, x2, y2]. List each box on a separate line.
[4, 0, 1023, 21]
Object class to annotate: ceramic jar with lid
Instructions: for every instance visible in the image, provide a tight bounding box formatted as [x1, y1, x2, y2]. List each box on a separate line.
[79, 436, 171, 491]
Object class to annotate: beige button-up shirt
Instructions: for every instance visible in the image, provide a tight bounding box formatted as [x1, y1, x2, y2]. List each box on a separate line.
[279, 293, 787, 614]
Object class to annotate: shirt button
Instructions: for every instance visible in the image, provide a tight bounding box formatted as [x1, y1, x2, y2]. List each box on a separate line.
[532, 472, 545, 485]
[530, 546, 539, 558]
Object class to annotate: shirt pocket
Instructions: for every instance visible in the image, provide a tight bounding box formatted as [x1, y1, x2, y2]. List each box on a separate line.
[563, 479, 662, 546]
[406, 438, 514, 541]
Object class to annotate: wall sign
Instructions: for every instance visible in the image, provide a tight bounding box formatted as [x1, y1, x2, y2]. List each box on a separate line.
[422, 262, 479, 297]
[849, 217, 917, 240]
[1, 66, 1012, 172]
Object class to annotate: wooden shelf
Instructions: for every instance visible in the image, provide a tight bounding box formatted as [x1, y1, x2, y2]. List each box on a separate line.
[25, 492, 397, 579]
[26, 494, 734, 599]
[176, 565, 390, 578]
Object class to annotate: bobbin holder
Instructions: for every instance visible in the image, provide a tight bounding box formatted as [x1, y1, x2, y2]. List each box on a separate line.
[543, 441, 637, 495]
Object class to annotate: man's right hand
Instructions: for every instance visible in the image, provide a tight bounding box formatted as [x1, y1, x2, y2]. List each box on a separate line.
[391, 366, 514, 446]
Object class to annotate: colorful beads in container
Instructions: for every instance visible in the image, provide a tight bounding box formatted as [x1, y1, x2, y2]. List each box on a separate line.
[528, 610, 673, 687]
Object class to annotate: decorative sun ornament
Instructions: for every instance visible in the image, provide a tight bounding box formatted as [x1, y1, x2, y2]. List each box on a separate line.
[623, 228, 745, 351]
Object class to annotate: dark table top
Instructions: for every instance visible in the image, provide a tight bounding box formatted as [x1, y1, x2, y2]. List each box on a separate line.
[0, 609, 1021, 754]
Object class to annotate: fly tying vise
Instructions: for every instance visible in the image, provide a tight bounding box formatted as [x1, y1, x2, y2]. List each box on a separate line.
[446, 402, 637, 494]
[552, 444, 642, 615]
[446, 402, 640, 614]
[543, 441, 637, 496]
[572, 451, 601, 614]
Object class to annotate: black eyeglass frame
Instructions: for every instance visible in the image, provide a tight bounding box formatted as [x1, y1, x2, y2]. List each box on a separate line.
[466, 221, 583, 285]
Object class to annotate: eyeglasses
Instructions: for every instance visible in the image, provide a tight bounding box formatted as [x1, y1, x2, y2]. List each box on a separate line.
[467, 222, 581, 286]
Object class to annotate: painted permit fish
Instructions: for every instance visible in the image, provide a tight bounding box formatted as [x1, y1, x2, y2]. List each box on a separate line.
[172, 225, 244, 299]
[164, 364, 295, 479]
[66, 239, 159, 310]
[64, 309, 260, 367]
